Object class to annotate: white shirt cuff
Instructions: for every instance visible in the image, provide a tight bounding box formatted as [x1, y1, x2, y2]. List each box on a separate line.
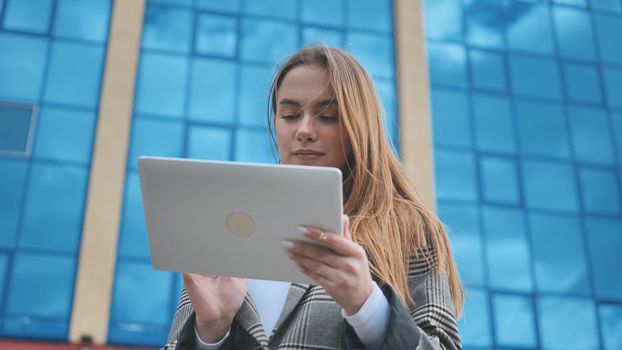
[194, 325, 231, 350]
[342, 283, 390, 350]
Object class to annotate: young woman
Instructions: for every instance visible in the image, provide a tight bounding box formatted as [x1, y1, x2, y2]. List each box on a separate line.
[162, 46, 463, 350]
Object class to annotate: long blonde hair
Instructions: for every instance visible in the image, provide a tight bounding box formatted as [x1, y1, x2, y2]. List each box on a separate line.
[268, 46, 463, 316]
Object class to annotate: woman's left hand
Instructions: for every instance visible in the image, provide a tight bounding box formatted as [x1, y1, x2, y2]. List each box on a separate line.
[283, 214, 375, 316]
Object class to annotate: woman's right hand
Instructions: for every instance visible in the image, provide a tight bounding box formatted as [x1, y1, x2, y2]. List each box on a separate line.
[182, 273, 249, 343]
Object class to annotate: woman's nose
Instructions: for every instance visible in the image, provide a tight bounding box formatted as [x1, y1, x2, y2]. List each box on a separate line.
[295, 115, 317, 142]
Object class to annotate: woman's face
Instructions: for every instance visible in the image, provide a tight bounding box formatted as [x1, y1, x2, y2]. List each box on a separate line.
[275, 65, 349, 170]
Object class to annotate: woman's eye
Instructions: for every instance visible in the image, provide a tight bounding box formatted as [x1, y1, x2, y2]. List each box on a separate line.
[282, 114, 299, 120]
[319, 115, 338, 121]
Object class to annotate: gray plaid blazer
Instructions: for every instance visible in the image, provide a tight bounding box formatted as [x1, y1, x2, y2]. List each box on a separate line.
[161, 250, 461, 350]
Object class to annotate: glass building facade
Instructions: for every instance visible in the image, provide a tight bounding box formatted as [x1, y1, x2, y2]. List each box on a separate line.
[0, 0, 111, 341]
[425, 0, 622, 349]
[0, 0, 397, 346]
[0, 0, 621, 349]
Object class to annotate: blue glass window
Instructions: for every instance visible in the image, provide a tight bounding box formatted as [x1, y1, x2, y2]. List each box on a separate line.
[430, 88, 471, 148]
[4, 253, 75, 338]
[492, 294, 537, 348]
[538, 297, 599, 350]
[579, 167, 621, 216]
[33, 107, 96, 164]
[2, 0, 53, 34]
[458, 288, 491, 347]
[522, 160, 579, 212]
[465, 0, 504, 49]
[234, 128, 275, 164]
[189, 58, 236, 125]
[109, 261, 173, 346]
[240, 19, 297, 65]
[0, 33, 48, 101]
[346, 0, 391, 33]
[0, 254, 7, 307]
[196, 0, 240, 13]
[584, 217, 622, 300]
[19, 163, 87, 254]
[141, 5, 192, 53]
[195, 14, 237, 58]
[594, 13, 622, 64]
[553, 6, 597, 61]
[302, 27, 343, 48]
[591, 0, 622, 12]
[437, 202, 484, 286]
[0, 103, 33, 154]
[424, 0, 462, 41]
[135, 53, 189, 118]
[613, 111, 622, 165]
[301, 0, 343, 27]
[562, 63, 603, 104]
[483, 206, 532, 292]
[0, 159, 28, 249]
[529, 213, 590, 295]
[149, 0, 192, 6]
[568, 106, 615, 166]
[472, 93, 515, 153]
[188, 126, 231, 161]
[239, 64, 273, 127]
[434, 149, 478, 202]
[506, 2, 554, 54]
[118, 172, 150, 260]
[510, 55, 562, 100]
[554, 0, 587, 6]
[599, 305, 622, 350]
[603, 66, 622, 109]
[515, 100, 570, 159]
[244, 0, 297, 20]
[347, 32, 394, 79]
[480, 156, 520, 205]
[43, 41, 105, 108]
[127, 117, 184, 169]
[469, 49, 507, 91]
[53, 0, 111, 43]
[427, 42, 467, 88]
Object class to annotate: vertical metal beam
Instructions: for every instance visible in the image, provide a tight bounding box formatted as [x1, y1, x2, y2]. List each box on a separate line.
[394, 0, 436, 211]
[69, 0, 145, 343]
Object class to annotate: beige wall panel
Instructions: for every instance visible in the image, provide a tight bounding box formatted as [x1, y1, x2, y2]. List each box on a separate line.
[394, 0, 436, 211]
[69, 0, 145, 344]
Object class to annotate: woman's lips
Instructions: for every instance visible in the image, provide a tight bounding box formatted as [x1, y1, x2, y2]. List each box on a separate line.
[292, 151, 324, 160]
[293, 153, 323, 160]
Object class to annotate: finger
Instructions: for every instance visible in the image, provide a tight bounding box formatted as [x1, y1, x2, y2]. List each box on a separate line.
[297, 263, 333, 287]
[298, 225, 364, 258]
[343, 214, 351, 240]
[291, 253, 339, 282]
[284, 240, 343, 269]
[183, 273, 212, 286]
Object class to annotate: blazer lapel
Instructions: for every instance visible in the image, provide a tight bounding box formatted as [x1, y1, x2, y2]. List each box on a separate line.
[235, 294, 269, 348]
[270, 283, 310, 338]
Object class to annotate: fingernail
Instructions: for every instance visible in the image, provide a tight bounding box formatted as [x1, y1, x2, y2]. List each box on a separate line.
[297, 226, 309, 236]
[287, 252, 294, 258]
[281, 240, 294, 250]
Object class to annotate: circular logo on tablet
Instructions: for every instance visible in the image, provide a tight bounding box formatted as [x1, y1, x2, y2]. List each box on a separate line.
[226, 211, 255, 237]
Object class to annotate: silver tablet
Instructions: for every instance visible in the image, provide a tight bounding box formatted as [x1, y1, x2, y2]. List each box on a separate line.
[138, 156, 343, 284]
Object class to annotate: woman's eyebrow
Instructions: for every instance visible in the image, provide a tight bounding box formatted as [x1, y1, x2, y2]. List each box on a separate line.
[315, 99, 337, 108]
[278, 98, 301, 107]
[278, 98, 337, 108]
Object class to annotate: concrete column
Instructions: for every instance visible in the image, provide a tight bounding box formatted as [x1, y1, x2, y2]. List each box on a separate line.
[69, 0, 145, 343]
[394, 0, 436, 211]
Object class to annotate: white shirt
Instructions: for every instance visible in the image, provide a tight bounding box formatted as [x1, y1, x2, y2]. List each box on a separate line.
[194, 280, 390, 349]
